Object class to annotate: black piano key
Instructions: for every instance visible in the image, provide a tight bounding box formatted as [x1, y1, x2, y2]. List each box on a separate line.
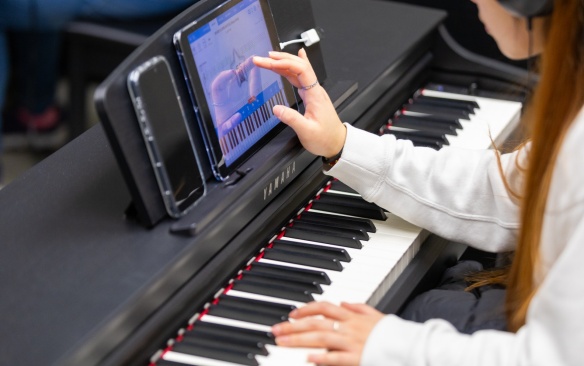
[218, 294, 296, 317]
[192, 321, 276, 345]
[230, 131, 236, 150]
[235, 125, 242, 140]
[291, 220, 368, 241]
[242, 270, 323, 294]
[229, 131, 236, 149]
[243, 119, 250, 135]
[272, 239, 351, 262]
[311, 194, 387, 221]
[403, 103, 470, 120]
[172, 342, 258, 366]
[153, 360, 186, 366]
[263, 246, 344, 271]
[250, 261, 331, 285]
[409, 141, 442, 150]
[233, 276, 315, 302]
[184, 327, 270, 356]
[208, 302, 288, 326]
[300, 210, 376, 233]
[181, 334, 269, 356]
[238, 124, 245, 140]
[385, 129, 449, 145]
[321, 191, 385, 211]
[391, 116, 458, 135]
[384, 130, 444, 149]
[243, 271, 323, 295]
[397, 114, 463, 129]
[188, 328, 272, 354]
[284, 227, 362, 249]
[414, 95, 478, 112]
[329, 180, 359, 194]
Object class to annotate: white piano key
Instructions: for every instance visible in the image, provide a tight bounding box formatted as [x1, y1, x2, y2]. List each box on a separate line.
[163, 351, 246, 366]
[226, 289, 306, 309]
[371, 214, 424, 238]
[322, 189, 362, 200]
[200, 314, 273, 333]
[257, 345, 322, 366]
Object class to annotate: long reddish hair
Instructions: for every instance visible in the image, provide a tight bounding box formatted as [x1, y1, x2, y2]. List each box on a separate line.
[505, 0, 584, 331]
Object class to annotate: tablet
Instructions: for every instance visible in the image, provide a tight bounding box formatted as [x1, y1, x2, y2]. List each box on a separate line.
[174, 0, 297, 181]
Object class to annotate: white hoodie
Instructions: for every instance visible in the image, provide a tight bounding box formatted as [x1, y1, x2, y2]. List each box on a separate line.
[327, 108, 584, 366]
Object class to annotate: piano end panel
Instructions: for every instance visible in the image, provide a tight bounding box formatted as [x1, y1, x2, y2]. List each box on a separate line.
[372, 234, 466, 315]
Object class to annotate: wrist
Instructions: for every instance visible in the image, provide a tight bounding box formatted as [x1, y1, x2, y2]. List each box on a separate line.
[322, 146, 343, 168]
[323, 123, 347, 160]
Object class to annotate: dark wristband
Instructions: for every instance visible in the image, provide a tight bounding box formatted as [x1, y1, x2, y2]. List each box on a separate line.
[322, 147, 344, 167]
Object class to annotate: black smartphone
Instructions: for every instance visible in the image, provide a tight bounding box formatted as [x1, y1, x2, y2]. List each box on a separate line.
[127, 56, 206, 218]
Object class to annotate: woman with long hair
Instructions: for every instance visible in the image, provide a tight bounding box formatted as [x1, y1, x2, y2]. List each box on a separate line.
[252, 0, 584, 364]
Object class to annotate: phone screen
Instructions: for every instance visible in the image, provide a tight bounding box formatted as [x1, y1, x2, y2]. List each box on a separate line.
[128, 56, 206, 218]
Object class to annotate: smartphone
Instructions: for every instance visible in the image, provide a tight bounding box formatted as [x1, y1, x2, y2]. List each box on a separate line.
[127, 56, 206, 218]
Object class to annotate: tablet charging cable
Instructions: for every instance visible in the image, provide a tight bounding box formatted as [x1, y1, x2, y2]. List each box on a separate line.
[279, 28, 321, 49]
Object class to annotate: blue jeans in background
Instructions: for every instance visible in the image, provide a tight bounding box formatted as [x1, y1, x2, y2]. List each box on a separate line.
[0, 0, 196, 151]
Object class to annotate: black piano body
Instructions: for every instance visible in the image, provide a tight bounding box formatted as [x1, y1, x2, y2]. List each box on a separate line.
[0, 1, 529, 365]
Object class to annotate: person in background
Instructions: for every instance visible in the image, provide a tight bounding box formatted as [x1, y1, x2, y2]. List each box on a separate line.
[252, 0, 584, 364]
[0, 0, 197, 182]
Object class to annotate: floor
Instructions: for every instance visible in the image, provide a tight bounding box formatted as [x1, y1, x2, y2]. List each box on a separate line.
[1, 82, 98, 188]
[1, 150, 48, 185]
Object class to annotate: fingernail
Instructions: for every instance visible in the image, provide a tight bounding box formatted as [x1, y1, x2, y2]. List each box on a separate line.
[271, 324, 281, 335]
[275, 336, 290, 345]
[289, 309, 298, 317]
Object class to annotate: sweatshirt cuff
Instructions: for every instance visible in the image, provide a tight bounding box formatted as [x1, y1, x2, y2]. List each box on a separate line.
[325, 123, 394, 201]
[361, 314, 425, 366]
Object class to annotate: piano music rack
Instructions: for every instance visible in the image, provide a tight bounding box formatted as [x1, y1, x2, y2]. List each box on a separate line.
[95, 0, 341, 228]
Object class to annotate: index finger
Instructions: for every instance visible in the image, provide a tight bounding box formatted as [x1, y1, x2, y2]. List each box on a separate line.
[290, 301, 354, 321]
[253, 49, 317, 89]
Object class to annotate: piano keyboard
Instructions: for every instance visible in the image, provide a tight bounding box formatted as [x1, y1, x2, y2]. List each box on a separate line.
[382, 86, 523, 150]
[151, 180, 425, 366]
[219, 90, 286, 158]
[149, 85, 523, 366]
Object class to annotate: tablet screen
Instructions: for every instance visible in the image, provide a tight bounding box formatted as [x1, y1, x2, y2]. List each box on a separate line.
[175, 0, 296, 180]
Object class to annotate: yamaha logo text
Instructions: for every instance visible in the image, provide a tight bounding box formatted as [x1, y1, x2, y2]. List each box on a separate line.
[263, 161, 296, 201]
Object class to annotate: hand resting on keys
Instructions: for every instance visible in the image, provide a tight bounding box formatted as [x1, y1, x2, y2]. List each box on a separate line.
[271, 301, 384, 366]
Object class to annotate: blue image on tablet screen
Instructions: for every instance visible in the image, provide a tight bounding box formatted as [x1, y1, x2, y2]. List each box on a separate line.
[187, 0, 290, 167]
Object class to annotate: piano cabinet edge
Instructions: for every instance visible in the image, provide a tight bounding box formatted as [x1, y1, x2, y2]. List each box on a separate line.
[376, 234, 467, 315]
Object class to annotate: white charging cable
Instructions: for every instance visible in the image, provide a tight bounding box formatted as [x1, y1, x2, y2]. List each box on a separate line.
[279, 28, 320, 49]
